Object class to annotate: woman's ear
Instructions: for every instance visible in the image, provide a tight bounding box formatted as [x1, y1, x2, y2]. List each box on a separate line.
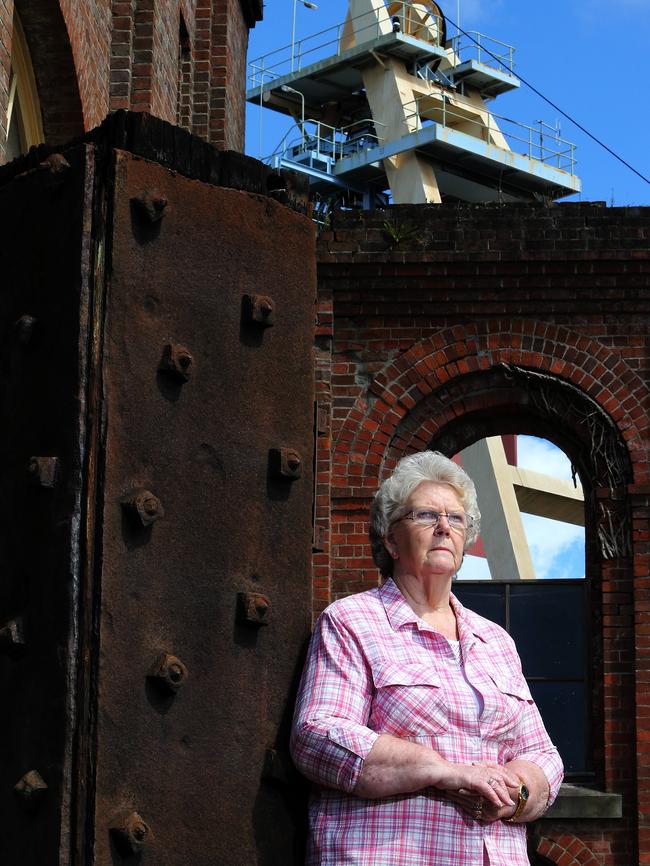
[383, 532, 398, 560]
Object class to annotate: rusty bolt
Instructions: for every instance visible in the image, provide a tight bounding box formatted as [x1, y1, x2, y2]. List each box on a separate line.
[242, 293, 275, 328]
[110, 811, 152, 857]
[120, 488, 164, 528]
[237, 592, 271, 627]
[14, 770, 48, 811]
[39, 153, 70, 175]
[148, 653, 188, 693]
[27, 456, 59, 488]
[269, 447, 302, 480]
[14, 315, 37, 345]
[0, 617, 26, 654]
[159, 342, 194, 383]
[132, 189, 168, 223]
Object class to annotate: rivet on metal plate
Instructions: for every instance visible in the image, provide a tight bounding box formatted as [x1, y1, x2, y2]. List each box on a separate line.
[159, 342, 194, 383]
[132, 189, 168, 223]
[148, 653, 189, 693]
[14, 770, 48, 811]
[0, 617, 26, 654]
[14, 315, 37, 345]
[39, 153, 70, 175]
[237, 592, 271, 627]
[110, 811, 152, 857]
[27, 456, 59, 488]
[269, 447, 302, 480]
[120, 488, 165, 528]
[242, 294, 275, 328]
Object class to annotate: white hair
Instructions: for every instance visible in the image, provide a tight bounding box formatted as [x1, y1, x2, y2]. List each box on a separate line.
[369, 451, 481, 577]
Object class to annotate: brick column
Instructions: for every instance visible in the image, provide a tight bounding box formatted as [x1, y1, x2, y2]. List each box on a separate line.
[631, 486, 650, 864]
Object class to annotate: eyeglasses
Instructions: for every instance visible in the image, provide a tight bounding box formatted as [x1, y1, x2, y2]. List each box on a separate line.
[394, 508, 474, 533]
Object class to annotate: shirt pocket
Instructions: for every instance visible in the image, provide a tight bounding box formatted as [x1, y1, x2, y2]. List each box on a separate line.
[484, 671, 533, 738]
[369, 662, 449, 738]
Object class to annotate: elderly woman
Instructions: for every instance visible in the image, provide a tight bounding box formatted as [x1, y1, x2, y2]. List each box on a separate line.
[291, 451, 563, 866]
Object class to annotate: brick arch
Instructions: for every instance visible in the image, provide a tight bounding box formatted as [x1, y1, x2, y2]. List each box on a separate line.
[13, 0, 84, 145]
[535, 834, 602, 866]
[333, 320, 649, 490]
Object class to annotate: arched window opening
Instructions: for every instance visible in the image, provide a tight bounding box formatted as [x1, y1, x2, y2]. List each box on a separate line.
[452, 435, 589, 782]
[4, 11, 44, 164]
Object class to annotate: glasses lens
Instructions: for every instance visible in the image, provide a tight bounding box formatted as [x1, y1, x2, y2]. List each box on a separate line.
[411, 509, 472, 532]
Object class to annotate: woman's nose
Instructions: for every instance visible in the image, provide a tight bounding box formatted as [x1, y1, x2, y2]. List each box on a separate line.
[434, 515, 451, 534]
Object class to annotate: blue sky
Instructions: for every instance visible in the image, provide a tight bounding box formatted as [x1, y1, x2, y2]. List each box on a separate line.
[247, 0, 650, 205]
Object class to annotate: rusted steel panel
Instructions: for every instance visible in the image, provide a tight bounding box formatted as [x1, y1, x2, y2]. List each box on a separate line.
[0, 146, 96, 864]
[91, 151, 315, 865]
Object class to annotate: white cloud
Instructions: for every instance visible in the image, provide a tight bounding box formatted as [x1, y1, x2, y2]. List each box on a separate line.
[458, 554, 492, 580]
[516, 435, 577, 482]
[521, 513, 585, 579]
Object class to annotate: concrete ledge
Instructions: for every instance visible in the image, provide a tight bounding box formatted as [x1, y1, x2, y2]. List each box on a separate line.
[542, 784, 622, 820]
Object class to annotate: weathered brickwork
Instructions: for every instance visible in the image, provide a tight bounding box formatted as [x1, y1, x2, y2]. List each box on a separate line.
[218, 0, 248, 151]
[0, 0, 13, 161]
[60, 0, 111, 130]
[0, 0, 260, 158]
[316, 202, 650, 866]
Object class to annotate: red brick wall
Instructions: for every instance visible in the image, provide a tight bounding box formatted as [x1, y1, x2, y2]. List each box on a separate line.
[219, 0, 248, 150]
[0, 0, 13, 162]
[1, 0, 259, 158]
[60, 0, 111, 130]
[316, 202, 650, 866]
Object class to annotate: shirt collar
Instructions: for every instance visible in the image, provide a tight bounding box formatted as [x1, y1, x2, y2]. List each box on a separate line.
[379, 577, 491, 644]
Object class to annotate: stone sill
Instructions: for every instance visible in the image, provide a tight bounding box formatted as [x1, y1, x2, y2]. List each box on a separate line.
[541, 783, 622, 820]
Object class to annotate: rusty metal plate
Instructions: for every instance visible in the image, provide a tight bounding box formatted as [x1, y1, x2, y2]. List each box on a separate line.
[90, 151, 315, 865]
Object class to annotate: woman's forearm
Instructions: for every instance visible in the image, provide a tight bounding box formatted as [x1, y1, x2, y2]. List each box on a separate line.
[354, 734, 518, 808]
[353, 734, 445, 798]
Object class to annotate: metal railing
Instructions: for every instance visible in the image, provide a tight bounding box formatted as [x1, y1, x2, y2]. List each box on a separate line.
[450, 31, 515, 76]
[402, 96, 577, 174]
[265, 117, 385, 173]
[247, 2, 511, 90]
[265, 100, 576, 178]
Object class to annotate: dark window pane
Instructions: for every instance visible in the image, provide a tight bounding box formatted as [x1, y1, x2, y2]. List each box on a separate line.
[528, 681, 589, 774]
[510, 584, 585, 679]
[453, 584, 506, 629]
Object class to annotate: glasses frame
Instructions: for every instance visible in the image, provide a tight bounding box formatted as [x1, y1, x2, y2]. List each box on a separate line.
[393, 508, 474, 533]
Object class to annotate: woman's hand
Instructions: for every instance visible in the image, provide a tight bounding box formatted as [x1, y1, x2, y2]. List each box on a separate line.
[447, 781, 519, 823]
[432, 760, 519, 811]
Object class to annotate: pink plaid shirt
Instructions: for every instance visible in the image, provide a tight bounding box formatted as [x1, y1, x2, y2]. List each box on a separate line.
[291, 578, 563, 866]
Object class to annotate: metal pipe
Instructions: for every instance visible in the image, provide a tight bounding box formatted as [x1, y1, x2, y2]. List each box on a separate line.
[291, 0, 318, 72]
[281, 84, 305, 137]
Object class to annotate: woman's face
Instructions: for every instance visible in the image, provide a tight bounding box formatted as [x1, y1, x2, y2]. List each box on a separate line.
[385, 481, 466, 580]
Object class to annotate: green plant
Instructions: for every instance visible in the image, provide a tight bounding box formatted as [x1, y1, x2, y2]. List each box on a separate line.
[382, 218, 422, 246]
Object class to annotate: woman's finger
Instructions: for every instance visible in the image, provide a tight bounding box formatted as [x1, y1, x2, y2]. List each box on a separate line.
[482, 762, 520, 788]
